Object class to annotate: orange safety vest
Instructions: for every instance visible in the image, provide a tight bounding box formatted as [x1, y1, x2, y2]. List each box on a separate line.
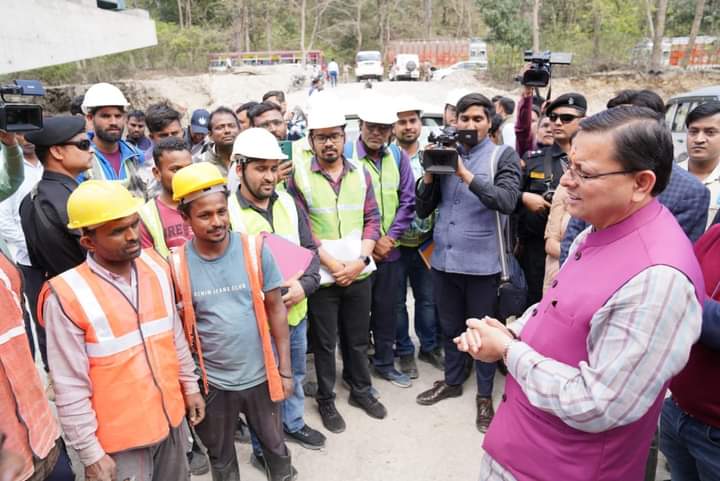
[38, 249, 186, 455]
[0, 253, 59, 481]
[168, 234, 284, 402]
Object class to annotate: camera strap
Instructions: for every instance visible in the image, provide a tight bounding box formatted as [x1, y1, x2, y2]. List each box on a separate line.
[490, 145, 512, 283]
[543, 148, 554, 190]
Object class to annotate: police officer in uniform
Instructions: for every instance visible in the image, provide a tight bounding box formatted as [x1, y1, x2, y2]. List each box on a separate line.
[20, 116, 93, 280]
[516, 93, 586, 305]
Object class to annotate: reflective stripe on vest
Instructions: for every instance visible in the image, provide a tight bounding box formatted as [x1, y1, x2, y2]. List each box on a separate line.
[44, 250, 185, 454]
[293, 156, 366, 241]
[350, 143, 400, 236]
[138, 199, 171, 258]
[0, 254, 59, 481]
[228, 192, 307, 326]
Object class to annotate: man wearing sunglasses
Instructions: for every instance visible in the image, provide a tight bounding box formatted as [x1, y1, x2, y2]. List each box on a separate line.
[517, 93, 586, 306]
[20, 116, 94, 281]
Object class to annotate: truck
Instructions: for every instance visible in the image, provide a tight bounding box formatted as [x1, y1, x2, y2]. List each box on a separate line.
[384, 38, 488, 70]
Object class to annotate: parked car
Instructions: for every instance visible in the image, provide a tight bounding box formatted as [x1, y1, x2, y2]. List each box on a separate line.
[389, 54, 420, 81]
[355, 50, 384, 82]
[665, 85, 720, 160]
[432, 59, 488, 80]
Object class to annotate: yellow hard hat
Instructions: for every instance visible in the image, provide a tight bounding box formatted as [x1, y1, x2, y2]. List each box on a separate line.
[67, 180, 144, 230]
[172, 162, 227, 203]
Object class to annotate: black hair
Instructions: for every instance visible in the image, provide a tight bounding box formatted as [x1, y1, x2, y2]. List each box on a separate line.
[686, 101, 720, 128]
[532, 95, 546, 109]
[489, 114, 503, 135]
[145, 102, 182, 134]
[262, 90, 285, 103]
[34, 145, 51, 165]
[491, 95, 502, 103]
[607, 89, 666, 115]
[236, 101, 259, 115]
[208, 106, 240, 131]
[248, 101, 282, 126]
[70, 95, 85, 116]
[152, 136, 190, 168]
[177, 189, 229, 217]
[456, 93, 495, 119]
[579, 106, 672, 196]
[495, 96, 515, 116]
[127, 109, 145, 121]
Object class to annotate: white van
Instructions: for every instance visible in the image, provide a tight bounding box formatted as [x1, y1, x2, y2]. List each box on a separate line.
[666, 86, 720, 160]
[389, 54, 420, 81]
[355, 51, 384, 81]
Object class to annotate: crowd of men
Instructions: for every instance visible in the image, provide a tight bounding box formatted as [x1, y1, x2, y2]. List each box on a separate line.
[0, 74, 718, 481]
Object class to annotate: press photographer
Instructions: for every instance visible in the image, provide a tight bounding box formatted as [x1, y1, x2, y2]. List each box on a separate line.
[415, 93, 521, 431]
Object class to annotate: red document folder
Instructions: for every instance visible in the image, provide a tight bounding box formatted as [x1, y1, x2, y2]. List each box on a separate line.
[260, 232, 314, 281]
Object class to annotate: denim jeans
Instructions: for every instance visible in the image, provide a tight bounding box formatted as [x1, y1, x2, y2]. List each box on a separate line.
[660, 398, 720, 481]
[252, 318, 308, 455]
[394, 246, 439, 356]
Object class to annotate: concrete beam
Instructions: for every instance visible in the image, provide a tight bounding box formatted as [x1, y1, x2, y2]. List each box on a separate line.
[0, 0, 157, 75]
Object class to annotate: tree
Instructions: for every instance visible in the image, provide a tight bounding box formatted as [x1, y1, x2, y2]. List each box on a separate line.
[650, 0, 668, 72]
[532, 0, 541, 52]
[681, 0, 706, 68]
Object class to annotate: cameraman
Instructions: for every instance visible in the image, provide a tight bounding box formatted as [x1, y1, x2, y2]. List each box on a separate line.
[518, 93, 586, 305]
[415, 93, 521, 432]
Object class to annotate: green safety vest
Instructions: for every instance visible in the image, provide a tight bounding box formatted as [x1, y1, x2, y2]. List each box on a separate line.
[350, 143, 400, 236]
[227, 191, 307, 326]
[138, 199, 170, 258]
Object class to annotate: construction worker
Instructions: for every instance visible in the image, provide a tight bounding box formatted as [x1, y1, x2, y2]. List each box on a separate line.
[227, 128, 325, 460]
[347, 99, 415, 388]
[0, 250, 74, 481]
[40, 180, 205, 481]
[168, 162, 296, 481]
[81, 83, 148, 197]
[138, 137, 194, 258]
[287, 101, 386, 433]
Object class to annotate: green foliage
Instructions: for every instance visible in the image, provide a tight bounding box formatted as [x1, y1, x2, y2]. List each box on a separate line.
[476, 0, 530, 48]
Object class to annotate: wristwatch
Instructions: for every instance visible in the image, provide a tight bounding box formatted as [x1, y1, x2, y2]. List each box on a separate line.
[359, 255, 371, 266]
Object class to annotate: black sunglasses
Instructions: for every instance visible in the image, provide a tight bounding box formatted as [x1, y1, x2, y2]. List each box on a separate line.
[548, 113, 582, 124]
[59, 139, 92, 151]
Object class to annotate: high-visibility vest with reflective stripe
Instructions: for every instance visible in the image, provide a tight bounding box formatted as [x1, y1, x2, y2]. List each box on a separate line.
[228, 191, 307, 326]
[41, 250, 185, 454]
[168, 234, 285, 401]
[349, 142, 401, 236]
[138, 198, 170, 258]
[0, 253, 59, 481]
[292, 156, 367, 241]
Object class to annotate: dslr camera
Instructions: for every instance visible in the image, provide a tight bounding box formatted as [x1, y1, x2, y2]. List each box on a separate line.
[0, 80, 45, 132]
[520, 51, 572, 88]
[422, 126, 478, 175]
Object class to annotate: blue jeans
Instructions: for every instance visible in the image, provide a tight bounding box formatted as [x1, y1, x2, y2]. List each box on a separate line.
[660, 398, 720, 481]
[395, 246, 439, 356]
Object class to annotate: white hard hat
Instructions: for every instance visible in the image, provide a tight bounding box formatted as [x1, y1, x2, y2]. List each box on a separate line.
[232, 128, 288, 161]
[358, 99, 398, 125]
[395, 96, 424, 115]
[307, 103, 346, 130]
[444, 88, 471, 108]
[82, 83, 129, 114]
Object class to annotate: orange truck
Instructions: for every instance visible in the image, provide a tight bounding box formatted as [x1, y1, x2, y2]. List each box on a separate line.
[385, 38, 487, 69]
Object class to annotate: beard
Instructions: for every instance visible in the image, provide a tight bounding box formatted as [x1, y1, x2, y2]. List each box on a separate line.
[95, 126, 123, 143]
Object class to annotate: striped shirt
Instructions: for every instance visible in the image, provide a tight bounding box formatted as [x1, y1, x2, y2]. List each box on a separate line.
[479, 261, 702, 480]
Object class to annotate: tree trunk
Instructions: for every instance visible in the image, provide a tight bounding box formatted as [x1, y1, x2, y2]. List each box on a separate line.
[176, 0, 184, 28]
[355, 0, 363, 49]
[243, 2, 250, 51]
[185, 0, 192, 27]
[681, 0, 706, 69]
[592, 5, 602, 65]
[650, 0, 668, 72]
[266, 2, 273, 51]
[644, 0, 655, 39]
[532, 0, 541, 52]
[424, 0, 432, 39]
[300, 0, 307, 66]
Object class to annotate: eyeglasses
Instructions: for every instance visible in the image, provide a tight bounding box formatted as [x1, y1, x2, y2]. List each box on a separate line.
[364, 123, 393, 133]
[313, 133, 344, 144]
[59, 140, 92, 151]
[549, 113, 583, 124]
[562, 159, 637, 183]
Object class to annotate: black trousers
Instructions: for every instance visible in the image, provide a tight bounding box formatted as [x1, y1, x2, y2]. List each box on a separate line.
[518, 237, 546, 306]
[195, 382, 288, 481]
[308, 277, 372, 402]
[370, 260, 404, 372]
[432, 269, 499, 397]
[19, 264, 47, 371]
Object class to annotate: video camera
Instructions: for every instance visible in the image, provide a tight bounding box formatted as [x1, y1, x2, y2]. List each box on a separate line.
[0, 80, 45, 132]
[422, 126, 478, 175]
[520, 51, 572, 88]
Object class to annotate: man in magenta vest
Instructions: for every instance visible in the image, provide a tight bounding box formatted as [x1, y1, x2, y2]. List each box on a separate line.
[455, 106, 705, 481]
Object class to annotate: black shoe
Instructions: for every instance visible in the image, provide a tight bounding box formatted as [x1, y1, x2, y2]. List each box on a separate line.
[497, 359, 509, 376]
[188, 450, 209, 476]
[318, 401, 346, 433]
[285, 424, 326, 450]
[416, 380, 462, 406]
[398, 354, 419, 379]
[476, 395, 495, 433]
[234, 417, 250, 443]
[348, 394, 387, 419]
[251, 453, 298, 481]
[303, 379, 318, 398]
[418, 347, 445, 371]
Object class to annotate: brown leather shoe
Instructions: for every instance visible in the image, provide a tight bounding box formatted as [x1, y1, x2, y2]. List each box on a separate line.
[476, 395, 495, 432]
[416, 380, 462, 406]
